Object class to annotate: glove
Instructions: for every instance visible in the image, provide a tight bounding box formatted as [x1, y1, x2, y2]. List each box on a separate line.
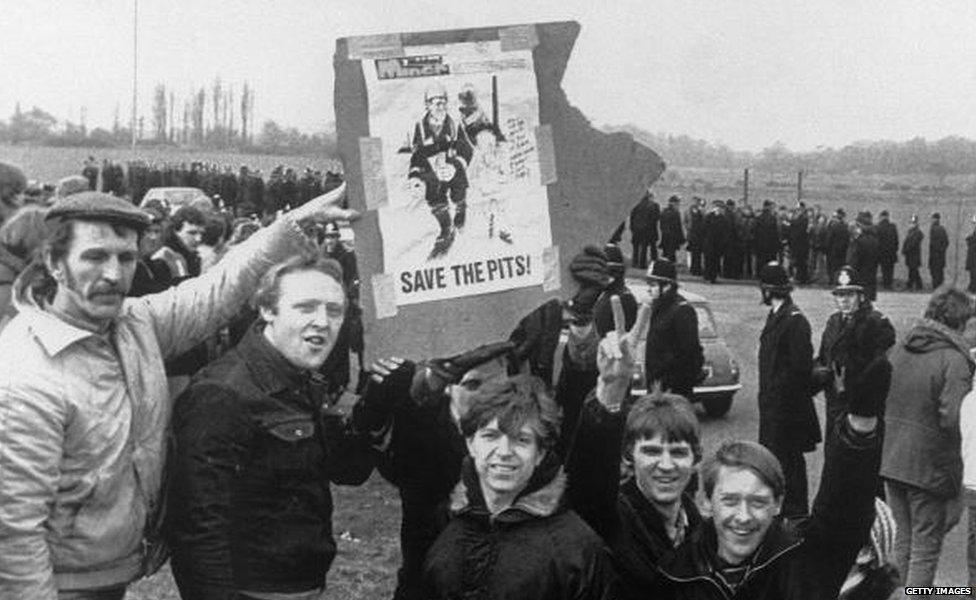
[509, 299, 564, 383]
[355, 358, 417, 432]
[410, 341, 515, 405]
[847, 359, 892, 419]
[569, 245, 610, 289]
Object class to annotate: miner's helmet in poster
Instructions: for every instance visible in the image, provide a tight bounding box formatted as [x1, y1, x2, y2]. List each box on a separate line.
[832, 266, 864, 295]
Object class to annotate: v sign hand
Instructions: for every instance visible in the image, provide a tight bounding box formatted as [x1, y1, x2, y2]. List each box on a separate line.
[596, 295, 651, 412]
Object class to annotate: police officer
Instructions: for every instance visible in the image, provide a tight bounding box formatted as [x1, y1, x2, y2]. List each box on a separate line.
[846, 211, 880, 301]
[877, 210, 899, 290]
[826, 208, 850, 284]
[929, 212, 949, 289]
[902, 214, 924, 291]
[659, 196, 685, 263]
[643, 258, 704, 399]
[813, 265, 895, 448]
[757, 261, 820, 518]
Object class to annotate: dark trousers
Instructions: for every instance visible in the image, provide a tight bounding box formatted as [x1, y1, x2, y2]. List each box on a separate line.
[743, 246, 754, 277]
[907, 266, 923, 290]
[969, 270, 976, 293]
[632, 239, 649, 269]
[769, 446, 809, 518]
[793, 255, 809, 284]
[880, 261, 895, 289]
[704, 251, 722, 283]
[393, 491, 450, 600]
[690, 249, 703, 275]
[662, 245, 678, 262]
[931, 265, 945, 290]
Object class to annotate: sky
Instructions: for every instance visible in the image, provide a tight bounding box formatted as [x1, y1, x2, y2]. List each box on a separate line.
[2, 0, 976, 152]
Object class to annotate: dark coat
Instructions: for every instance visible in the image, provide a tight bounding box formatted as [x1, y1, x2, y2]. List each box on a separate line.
[881, 319, 975, 498]
[753, 209, 781, 258]
[702, 208, 732, 255]
[929, 223, 949, 269]
[815, 306, 895, 433]
[845, 227, 880, 296]
[423, 461, 618, 600]
[758, 299, 820, 452]
[167, 326, 374, 598]
[686, 206, 705, 251]
[630, 194, 660, 243]
[654, 420, 881, 600]
[644, 289, 704, 399]
[877, 220, 899, 265]
[787, 212, 809, 255]
[967, 231, 976, 272]
[902, 225, 924, 268]
[825, 218, 850, 267]
[660, 206, 686, 252]
[613, 481, 701, 599]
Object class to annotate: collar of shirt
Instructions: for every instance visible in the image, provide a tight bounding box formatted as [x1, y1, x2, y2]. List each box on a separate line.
[29, 302, 104, 357]
[239, 322, 313, 396]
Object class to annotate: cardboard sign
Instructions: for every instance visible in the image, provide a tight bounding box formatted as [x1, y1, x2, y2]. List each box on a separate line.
[336, 22, 665, 361]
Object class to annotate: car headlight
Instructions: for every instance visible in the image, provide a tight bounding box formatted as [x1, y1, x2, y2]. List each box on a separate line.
[730, 358, 740, 380]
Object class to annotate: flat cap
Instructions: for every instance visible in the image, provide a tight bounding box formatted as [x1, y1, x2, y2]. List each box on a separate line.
[45, 191, 150, 231]
[55, 175, 90, 198]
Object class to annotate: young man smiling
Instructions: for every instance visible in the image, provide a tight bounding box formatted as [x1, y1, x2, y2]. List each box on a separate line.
[421, 374, 618, 600]
[168, 254, 375, 599]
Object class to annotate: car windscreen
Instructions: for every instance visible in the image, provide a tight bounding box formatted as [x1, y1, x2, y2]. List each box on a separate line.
[694, 305, 717, 338]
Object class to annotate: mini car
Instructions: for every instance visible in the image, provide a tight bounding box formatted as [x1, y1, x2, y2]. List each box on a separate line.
[625, 277, 742, 417]
[139, 187, 212, 212]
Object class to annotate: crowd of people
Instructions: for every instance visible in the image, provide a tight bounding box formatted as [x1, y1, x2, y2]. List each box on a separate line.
[625, 185, 968, 296]
[82, 156, 345, 217]
[0, 156, 972, 600]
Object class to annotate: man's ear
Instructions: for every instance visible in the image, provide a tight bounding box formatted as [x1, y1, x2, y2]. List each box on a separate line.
[771, 497, 783, 518]
[258, 305, 275, 323]
[43, 251, 62, 282]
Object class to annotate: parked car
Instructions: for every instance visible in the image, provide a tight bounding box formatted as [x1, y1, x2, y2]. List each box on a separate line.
[139, 187, 212, 213]
[625, 277, 742, 417]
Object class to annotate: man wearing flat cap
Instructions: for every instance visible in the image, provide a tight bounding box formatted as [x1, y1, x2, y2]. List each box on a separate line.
[902, 214, 924, 291]
[846, 210, 880, 301]
[0, 185, 354, 599]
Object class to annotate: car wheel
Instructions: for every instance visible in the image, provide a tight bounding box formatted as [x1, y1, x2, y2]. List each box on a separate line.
[702, 394, 733, 418]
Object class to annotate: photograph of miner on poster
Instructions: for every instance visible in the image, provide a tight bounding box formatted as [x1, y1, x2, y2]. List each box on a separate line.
[363, 40, 552, 306]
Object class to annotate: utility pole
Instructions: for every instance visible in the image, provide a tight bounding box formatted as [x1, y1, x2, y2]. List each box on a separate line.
[743, 168, 750, 203]
[797, 170, 803, 202]
[131, 0, 138, 152]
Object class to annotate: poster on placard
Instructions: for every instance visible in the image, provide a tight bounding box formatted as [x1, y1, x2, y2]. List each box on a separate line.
[361, 40, 551, 306]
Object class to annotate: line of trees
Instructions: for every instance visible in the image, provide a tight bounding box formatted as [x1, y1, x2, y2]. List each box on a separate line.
[0, 78, 336, 155]
[607, 124, 976, 178]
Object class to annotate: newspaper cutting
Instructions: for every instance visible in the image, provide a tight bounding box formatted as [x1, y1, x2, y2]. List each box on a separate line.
[362, 40, 552, 306]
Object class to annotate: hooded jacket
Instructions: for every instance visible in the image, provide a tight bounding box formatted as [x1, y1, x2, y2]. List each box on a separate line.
[881, 318, 975, 498]
[0, 217, 312, 598]
[423, 458, 618, 600]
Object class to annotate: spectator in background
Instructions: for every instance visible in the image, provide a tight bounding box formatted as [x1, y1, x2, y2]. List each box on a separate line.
[929, 212, 949, 290]
[629, 187, 659, 269]
[902, 214, 924, 291]
[846, 211, 880, 301]
[966, 216, 976, 293]
[0, 162, 27, 226]
[157, 205, 206, 280]
[881, 287, 975, 592]
[129, 205, 172, 297]
[753, 200, 780, 272]
[826, 208, 850, 284]
[877, 210, 900, 290]
[659, 195, 685, 263]
[685, 197, 705, 276]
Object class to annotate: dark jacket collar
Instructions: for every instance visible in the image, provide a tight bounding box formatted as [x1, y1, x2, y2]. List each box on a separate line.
[237, 321, 312, 395]
[658, 517, 802, 587]
[620, 478, 701, 543]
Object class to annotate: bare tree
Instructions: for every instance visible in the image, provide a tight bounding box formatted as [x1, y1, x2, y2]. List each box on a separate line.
[211, 77, 222, 143]
[169, 91, 175, 142]
[151, 84, 167, 141]
[240, 82, 250, 143]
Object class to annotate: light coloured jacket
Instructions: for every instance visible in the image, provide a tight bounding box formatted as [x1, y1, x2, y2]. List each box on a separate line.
[960, 369, 976, 491]
[0, 216, 312, 598]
